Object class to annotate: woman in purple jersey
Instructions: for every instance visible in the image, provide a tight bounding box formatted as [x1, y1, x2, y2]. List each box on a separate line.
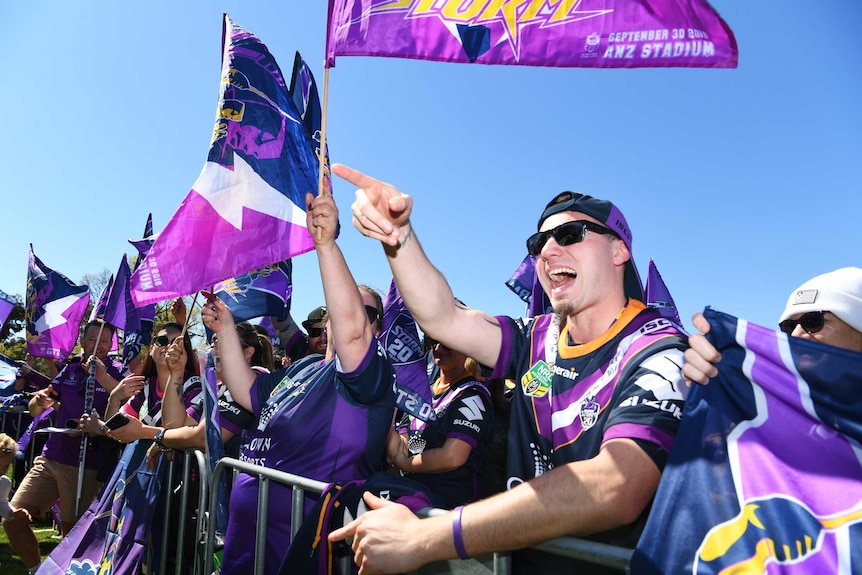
[201, 189, 396, 575]
[389, 339, 494, 509]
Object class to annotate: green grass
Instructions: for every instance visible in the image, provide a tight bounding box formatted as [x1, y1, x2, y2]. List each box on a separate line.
[0, 516, 61, 575]
[1, 466, 61, 575]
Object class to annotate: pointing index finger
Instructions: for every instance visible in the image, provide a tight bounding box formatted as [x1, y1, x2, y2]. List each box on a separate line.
[332, 163, 379, 189]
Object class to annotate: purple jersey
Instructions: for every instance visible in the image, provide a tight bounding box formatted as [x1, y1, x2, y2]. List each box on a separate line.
[43, 357, 127, 469]
[402, 377, 494, 508]
[493, 300, 687, 549]
[221, 340, 396, 575]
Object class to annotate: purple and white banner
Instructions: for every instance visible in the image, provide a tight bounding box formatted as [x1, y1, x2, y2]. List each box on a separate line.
[25, 245, 90, 362]
[131, 14, 319, 306]
[0, 289, 16, 333]
[327, 0, 737, 68]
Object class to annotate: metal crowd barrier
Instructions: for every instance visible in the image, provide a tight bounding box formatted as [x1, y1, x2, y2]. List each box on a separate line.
[200, 458, 633, 575]
[146, 448, 209, 575]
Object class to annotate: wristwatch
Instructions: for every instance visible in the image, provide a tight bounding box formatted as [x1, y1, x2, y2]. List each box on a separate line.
[153, 428, 171, 452]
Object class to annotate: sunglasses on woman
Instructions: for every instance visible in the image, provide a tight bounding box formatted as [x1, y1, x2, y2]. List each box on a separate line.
[778, 311, 827, 335]
[153, 335, 179, 347]
[526, 220, 616, 257]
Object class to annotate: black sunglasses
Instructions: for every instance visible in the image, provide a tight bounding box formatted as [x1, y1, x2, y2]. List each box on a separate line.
[526, 220, 615, 257]
[153, 335, 179, 347]
[779, 311, 827, 335]
[307, 326, 326, 338]
[365, 305, 380, 325]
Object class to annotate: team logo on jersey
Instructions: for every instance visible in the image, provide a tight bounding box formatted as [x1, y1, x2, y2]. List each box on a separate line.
[522, 360, 553, 397]
[579, 395, 600, 429]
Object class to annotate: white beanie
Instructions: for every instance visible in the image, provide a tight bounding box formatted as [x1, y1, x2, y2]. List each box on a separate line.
[779, 267, 862, 334]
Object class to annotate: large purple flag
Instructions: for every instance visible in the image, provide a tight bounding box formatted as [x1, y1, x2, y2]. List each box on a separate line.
[645, 258, 682, 326]
[111, 256, 155, 367]
[381, 279, 435, 421]
[25, 245, 90, 362]
[37, 441, 166, 575]
[632, 308, 862, 574]
[214, 260, 293, 323]
[130, 14, 319, 306]
[326, 0, 737, 68]
[289, 51, 332, 195]
[0, 289, 16, 332]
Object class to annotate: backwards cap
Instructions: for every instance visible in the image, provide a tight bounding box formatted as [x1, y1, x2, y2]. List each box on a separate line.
[779, 267, 862, 334]
[538, 192, 643, 300]
[301, 305, 327, 330]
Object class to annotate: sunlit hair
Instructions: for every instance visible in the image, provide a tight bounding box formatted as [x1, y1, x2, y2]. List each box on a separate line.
[0, 433, 18, 456]
[463, 357, 485, 381]
[236, 322, 275, 371]
[140, 322, 198, 379]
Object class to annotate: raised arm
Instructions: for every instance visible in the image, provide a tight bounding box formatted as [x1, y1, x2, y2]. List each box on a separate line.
[334, 164, 501, 368]
[159, 337, 195, 428]
[306, 190, 374, 372]
[201, 299, 256, 412]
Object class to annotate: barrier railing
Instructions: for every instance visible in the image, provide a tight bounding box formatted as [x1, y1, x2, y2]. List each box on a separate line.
[147, 448, 209, 575]
[201, 458, 633, 575]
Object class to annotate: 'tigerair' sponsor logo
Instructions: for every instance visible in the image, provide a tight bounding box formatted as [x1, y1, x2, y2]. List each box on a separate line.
[548, 362, 579, 381]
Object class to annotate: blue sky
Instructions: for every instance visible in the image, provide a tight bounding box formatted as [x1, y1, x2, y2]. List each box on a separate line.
[1, 1, 859, 338]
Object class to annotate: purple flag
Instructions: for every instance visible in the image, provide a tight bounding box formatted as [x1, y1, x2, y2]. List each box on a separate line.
[204, 366, 228, 533]
[505, 255, 550, 317]
[87, 275, 115, 323]
[0, 354, 18, 395]
[214, 260, 293, 323]
[130, 15, 319, 307]
[112, 256, 154, 367]
[0, 289, 16, 332]
[326, 0, 737, 68]
[632, 309, 862, 574]
[37, 441, 165, 575]
[381, 279, 435, 421]
[645, 258, 682, 326]
[129, 213, 154, 272]
[25, 245, 90, 362]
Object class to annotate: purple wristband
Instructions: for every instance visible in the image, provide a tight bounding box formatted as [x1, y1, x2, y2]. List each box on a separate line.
[452, 505, 470, 560]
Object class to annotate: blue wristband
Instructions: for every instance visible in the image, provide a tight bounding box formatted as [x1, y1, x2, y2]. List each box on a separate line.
[452, 505, 470, 560]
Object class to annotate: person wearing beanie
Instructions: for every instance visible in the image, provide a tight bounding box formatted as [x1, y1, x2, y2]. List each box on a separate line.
[684, 267, 862, 386]
[330, 164, 688, 574]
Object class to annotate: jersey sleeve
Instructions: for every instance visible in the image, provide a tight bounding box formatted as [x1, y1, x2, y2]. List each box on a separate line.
[602, 346, 687, 468]
[445, 388, 493, 449]
[336, 338, 394, 406]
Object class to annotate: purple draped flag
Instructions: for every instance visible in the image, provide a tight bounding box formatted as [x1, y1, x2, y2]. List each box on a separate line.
[214, 260, 293, 323]
[0, 289, 16, 332]
[111, 256, 154, 367]
[25, 245, 90, 362]
[37, 441, 165, 575]
[0, 354, 17, 394]
[632, 308, 862, 575]
[326, 0, 737, 68]
[88, 275, 115, 324]
[645, 258, 682, 326]
[130, 14, 318, 306]
[258, 315, 282, 347]
[204, 365, 228, 533]
[381, 279, 435, 421]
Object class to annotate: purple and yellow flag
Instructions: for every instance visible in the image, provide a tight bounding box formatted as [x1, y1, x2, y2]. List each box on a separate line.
[0, 289, 16, 333]
[25, 245, 90, 362]
[645, 258, 682, 326]
[130, 14, 319, 306]
[632, 308, 862, 574]
[381, 279, 435, 421]
[326, 0, 737, 68]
